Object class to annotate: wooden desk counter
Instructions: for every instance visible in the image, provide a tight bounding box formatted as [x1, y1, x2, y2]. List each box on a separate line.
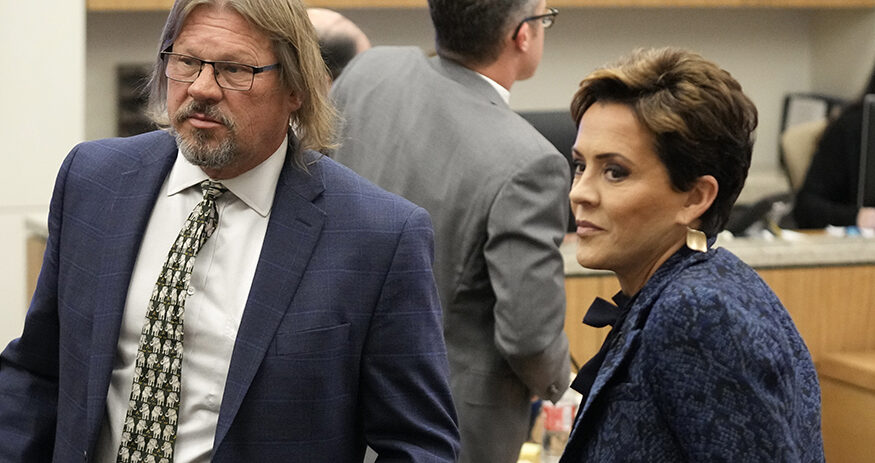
[819, 351, 875, 462]
[563, 234, 875, 462]
[27, 221, 875, 363]
[27, 222, 875, 363]
[562, 234, 875, 365]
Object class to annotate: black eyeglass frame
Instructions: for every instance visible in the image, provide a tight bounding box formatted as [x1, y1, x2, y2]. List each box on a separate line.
[160, 50, 280, 91]
[511, 7, 559, 40]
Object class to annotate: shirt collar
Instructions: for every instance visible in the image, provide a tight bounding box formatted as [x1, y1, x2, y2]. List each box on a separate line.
[167, 136, 288, 217]
[477, 72, 511, 105]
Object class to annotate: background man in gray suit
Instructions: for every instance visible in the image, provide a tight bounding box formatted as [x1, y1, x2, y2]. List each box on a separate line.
[330, 1, 569, 461]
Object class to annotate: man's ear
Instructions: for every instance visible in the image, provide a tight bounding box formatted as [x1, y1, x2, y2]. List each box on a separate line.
[677, 175, 718, 226]
[513, 22, 531, 52]
[287, 92, 303, 113]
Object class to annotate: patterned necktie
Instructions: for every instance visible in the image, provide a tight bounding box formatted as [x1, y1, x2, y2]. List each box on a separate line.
[117, 180, 227, 463]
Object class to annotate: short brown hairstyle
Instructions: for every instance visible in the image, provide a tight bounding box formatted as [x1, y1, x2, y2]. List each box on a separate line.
[571, 47, 758, 237]
[147, 0, 337, 160]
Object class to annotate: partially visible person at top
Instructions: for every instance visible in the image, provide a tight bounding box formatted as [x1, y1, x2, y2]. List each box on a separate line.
[793, 57, 875, 229]
[0, 0, 459, 461]
[307, 8, 371, 81]
[330, 1, 570, 462]
[561, 47, 824, 462]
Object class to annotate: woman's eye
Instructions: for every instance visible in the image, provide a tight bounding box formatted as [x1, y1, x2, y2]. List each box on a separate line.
[572, 160, 585, 176]
[604, 165, 629, 181]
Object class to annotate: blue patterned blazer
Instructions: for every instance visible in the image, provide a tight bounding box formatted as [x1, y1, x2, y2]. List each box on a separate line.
[560, 245, 824, 462]
[0, 131, 460, 462]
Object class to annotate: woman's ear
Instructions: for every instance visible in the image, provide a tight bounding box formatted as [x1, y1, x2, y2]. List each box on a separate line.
[677, 175, 718, 226]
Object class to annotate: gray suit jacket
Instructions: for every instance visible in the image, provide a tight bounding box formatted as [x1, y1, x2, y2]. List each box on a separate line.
[331, 47, 570, 462]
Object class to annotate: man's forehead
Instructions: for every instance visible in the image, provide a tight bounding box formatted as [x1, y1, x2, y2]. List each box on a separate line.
[175, 6, 274, 59]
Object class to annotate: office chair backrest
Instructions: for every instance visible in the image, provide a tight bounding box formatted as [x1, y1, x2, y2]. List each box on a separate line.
[779, 93, 846, 192]
[780, 119, 829, 191]
[518, 109, 578, 232]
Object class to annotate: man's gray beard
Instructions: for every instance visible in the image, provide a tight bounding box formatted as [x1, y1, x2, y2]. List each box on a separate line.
[175, 128, 237, 170]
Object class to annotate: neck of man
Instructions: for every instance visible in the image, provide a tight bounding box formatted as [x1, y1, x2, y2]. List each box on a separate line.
[470, 58, 517, 92]
[454, 37, 534, 92]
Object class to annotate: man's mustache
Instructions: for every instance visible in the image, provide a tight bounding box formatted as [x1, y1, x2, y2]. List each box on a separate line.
[174, 103, 234, 128]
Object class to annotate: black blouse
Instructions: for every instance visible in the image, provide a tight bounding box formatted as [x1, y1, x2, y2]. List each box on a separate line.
[569, 291, 632, 401]
[793, 104, 863, 228]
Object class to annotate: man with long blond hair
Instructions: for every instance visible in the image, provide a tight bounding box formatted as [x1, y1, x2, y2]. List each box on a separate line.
[0, 1, 460, 461]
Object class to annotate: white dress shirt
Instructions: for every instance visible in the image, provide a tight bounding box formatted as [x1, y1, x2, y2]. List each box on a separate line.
[95, 137, 288, 462]
[477, 72, 511, 105]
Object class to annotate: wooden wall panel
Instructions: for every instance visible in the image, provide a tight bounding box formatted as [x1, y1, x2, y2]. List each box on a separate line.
[820, 374, 875, 463]
[566, 265, 875, 366]
[25, 236, 46, 304]
[759, 265, 875, 363]
[564, 275, 616, 369]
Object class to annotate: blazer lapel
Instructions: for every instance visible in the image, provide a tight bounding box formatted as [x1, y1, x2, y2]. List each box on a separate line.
[213, 148, 327, 449]
[572, 315, 644, 431]
[559, 317, 644, 462]
[86, 133, 178, 448]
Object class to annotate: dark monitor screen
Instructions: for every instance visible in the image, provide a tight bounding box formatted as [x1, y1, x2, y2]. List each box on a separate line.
[858, 94, 875, 208]
[518, 110, 579, 233]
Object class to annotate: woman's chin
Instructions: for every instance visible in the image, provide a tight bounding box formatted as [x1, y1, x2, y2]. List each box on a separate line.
[575, 251, 609, 272]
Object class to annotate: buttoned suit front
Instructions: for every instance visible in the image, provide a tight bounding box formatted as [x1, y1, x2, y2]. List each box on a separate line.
[331, 46, 571, 463]
[0, 130, 460, 462]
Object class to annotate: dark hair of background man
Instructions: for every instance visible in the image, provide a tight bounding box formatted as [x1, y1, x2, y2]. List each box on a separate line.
[319, 35, 359, 81]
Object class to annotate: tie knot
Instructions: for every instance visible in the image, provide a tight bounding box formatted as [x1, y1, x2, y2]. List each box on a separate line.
[200, 180, 228, 200]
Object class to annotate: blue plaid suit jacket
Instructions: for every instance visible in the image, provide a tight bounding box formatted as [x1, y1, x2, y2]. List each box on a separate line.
[0, 130, 459, 462]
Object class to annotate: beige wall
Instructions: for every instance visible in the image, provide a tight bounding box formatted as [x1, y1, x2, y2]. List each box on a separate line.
[0, 1, 86, 349]
[811, 9, 875, 99]
[1, 5, 874, 348]
[84, 8, 875, 199]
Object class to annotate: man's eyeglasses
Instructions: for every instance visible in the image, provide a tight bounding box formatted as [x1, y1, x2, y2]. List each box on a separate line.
[161, 51, 280, 91]
[511, 7, 559, 40]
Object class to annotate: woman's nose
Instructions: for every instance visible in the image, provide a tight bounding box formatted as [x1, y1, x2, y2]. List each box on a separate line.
[569, 173, 597, 208]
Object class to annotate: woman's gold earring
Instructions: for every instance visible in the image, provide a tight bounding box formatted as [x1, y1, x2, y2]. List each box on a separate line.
[686, 227, 707, 253]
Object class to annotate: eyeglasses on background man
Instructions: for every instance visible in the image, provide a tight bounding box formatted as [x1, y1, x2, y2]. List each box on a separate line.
[511, 7, 559, 40]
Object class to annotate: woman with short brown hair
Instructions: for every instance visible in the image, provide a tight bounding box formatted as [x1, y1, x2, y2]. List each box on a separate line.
[560, 47, 824, 462]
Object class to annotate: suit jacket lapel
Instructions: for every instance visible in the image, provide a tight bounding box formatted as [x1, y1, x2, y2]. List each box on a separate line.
[571, 309, 646, 437]
[86, 133, 178, 448]
[560, 315, 645, 462]
[213, 147, 327, 449]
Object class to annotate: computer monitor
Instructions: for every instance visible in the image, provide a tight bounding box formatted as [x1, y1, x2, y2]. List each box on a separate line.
[517, 109, 578, 232]
[858, 94, 875, 208]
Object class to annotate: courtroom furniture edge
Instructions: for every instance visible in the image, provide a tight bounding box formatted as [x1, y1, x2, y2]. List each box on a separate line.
[818, 351, 875, 462]
[563, 234, 875, 275]
[25, 214, 49, 241]
[819, 351, 875, 391]
[28, 213, 875, 273]
[87, 0, 875, 12]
